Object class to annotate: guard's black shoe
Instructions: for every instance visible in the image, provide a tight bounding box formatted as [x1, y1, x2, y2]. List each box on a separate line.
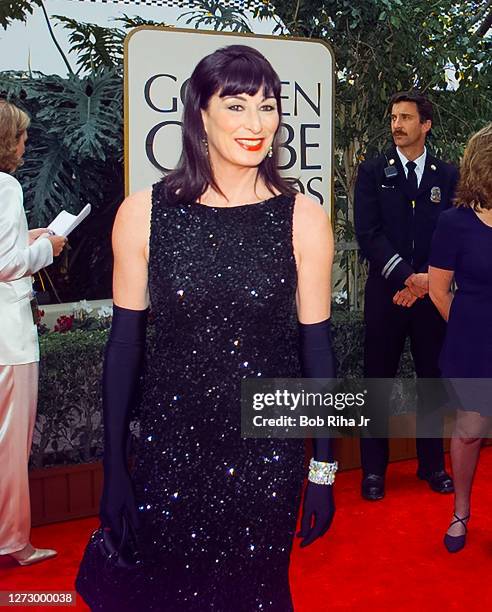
[417, 469, 454, 493]
[361, 473, 385, 501]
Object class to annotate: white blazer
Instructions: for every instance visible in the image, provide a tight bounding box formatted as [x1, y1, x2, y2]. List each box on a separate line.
[0, 172, 53, 365]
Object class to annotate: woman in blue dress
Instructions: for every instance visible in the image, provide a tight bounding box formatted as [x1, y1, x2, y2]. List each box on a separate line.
[429, 123, 492, 553]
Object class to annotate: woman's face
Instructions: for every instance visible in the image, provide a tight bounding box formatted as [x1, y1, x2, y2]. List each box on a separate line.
[15, 130, 27, 161]
[201, 89, 279, 169]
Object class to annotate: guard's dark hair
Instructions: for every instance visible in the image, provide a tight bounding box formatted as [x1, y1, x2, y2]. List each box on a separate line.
[163, 44, 296, 203]
[388, 91, 433, 123]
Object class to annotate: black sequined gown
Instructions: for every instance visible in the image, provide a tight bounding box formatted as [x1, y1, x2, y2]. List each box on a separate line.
[80, 185, 306, 611]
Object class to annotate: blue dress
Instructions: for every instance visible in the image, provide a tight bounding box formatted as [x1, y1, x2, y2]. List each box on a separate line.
[429, 206, 492, 414]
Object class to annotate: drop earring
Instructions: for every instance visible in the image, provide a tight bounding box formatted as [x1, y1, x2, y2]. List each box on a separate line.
[202, 137, 209, 155]
[267, 145, 273, 158]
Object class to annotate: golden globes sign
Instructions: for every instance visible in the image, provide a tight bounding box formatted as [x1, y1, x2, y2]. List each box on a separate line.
[125, 27, 334, 213]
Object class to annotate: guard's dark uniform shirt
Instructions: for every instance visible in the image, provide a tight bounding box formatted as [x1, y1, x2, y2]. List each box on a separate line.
[355, 147, 459, 289]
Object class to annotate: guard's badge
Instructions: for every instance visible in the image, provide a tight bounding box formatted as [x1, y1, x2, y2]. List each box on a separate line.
[430, 186, 441, 203]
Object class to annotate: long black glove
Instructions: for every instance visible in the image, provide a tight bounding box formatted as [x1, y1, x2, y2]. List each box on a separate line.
[99, 304, 148, 540]
[297, 318, 337, 547]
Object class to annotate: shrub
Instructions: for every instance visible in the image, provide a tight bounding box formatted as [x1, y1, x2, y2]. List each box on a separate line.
[33, 330, 108, 468]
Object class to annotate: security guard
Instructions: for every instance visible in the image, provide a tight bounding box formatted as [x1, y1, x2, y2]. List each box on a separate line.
[354, 91, 459, 500]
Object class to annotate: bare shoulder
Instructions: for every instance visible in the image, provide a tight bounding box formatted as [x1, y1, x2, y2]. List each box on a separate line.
[293, 192, 332, 238]
[113, 189, 152, 241]
[112, 190, 151, 308]
[115, 188, 152, 224]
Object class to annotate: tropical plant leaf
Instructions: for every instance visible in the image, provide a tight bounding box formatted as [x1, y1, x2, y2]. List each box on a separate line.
[115, 14, 171, 29]
[18, 133, 80, 226]
[53, 15, 124, 73]
[1, 69, 123, 297]
[179, 0, 252, 32]
[31, 70, 122, 163]
[0, 0, 42, 30]
[0, 70, 34, 99]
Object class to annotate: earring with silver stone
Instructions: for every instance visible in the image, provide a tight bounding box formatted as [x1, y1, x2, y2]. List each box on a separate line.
[202, 137, 209, 155]
[267, 145, 273, 158]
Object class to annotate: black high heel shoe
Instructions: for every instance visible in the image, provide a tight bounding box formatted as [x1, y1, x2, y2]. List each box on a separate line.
[444, 513, 470, 553]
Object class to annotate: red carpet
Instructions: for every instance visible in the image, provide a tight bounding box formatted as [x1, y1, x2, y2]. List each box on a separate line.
[2, 449, 492, 611]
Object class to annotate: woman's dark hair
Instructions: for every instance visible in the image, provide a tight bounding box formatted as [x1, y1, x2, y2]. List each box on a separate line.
[388, 91, 433, 123]
[163, 45, 296, 203]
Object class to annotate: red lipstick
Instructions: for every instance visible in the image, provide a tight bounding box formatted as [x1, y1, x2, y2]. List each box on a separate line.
[236, 139, 264, 152]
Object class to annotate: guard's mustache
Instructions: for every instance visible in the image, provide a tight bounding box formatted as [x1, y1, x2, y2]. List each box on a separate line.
[393, 130, 407, 136]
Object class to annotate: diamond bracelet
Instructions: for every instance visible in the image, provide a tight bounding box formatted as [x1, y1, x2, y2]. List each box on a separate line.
[308, 458, 338, 485]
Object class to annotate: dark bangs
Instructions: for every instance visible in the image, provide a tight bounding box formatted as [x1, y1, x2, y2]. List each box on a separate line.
[196, 45, 282, 111]
[214, 53, 279, 105]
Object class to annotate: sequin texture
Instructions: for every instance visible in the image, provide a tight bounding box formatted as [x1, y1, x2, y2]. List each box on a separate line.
[80, 185, 306, 611]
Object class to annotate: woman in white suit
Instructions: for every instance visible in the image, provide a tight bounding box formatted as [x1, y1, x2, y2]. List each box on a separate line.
[0, 99, 66, 565]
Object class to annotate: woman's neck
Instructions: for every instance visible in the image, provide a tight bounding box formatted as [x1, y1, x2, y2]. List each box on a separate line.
[201, 161, 273, 206]
[477, 205, 492, 221]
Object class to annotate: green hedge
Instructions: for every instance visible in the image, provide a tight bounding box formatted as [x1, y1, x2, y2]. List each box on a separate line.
[34, 330, 108, 468]
[34, 312, 415, 467]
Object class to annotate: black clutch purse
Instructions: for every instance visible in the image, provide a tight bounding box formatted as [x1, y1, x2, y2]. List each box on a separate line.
[75, 516, 141, 608]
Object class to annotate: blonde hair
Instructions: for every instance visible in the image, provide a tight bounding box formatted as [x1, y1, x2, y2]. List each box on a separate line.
[455, 122, 492, 211]
[0, 99, 30, 173]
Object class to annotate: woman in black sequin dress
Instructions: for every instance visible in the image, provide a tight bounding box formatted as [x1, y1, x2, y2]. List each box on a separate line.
[77, 45, 336, 611]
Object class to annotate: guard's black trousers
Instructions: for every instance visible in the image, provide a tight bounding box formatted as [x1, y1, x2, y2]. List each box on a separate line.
[360, 276, 447, 476]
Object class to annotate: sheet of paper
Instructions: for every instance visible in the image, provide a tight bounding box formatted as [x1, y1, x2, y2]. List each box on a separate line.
[47, 204, 91, 236]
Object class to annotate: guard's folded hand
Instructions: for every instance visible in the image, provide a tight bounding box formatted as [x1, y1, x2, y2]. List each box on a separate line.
[393, 287, 419, 307]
